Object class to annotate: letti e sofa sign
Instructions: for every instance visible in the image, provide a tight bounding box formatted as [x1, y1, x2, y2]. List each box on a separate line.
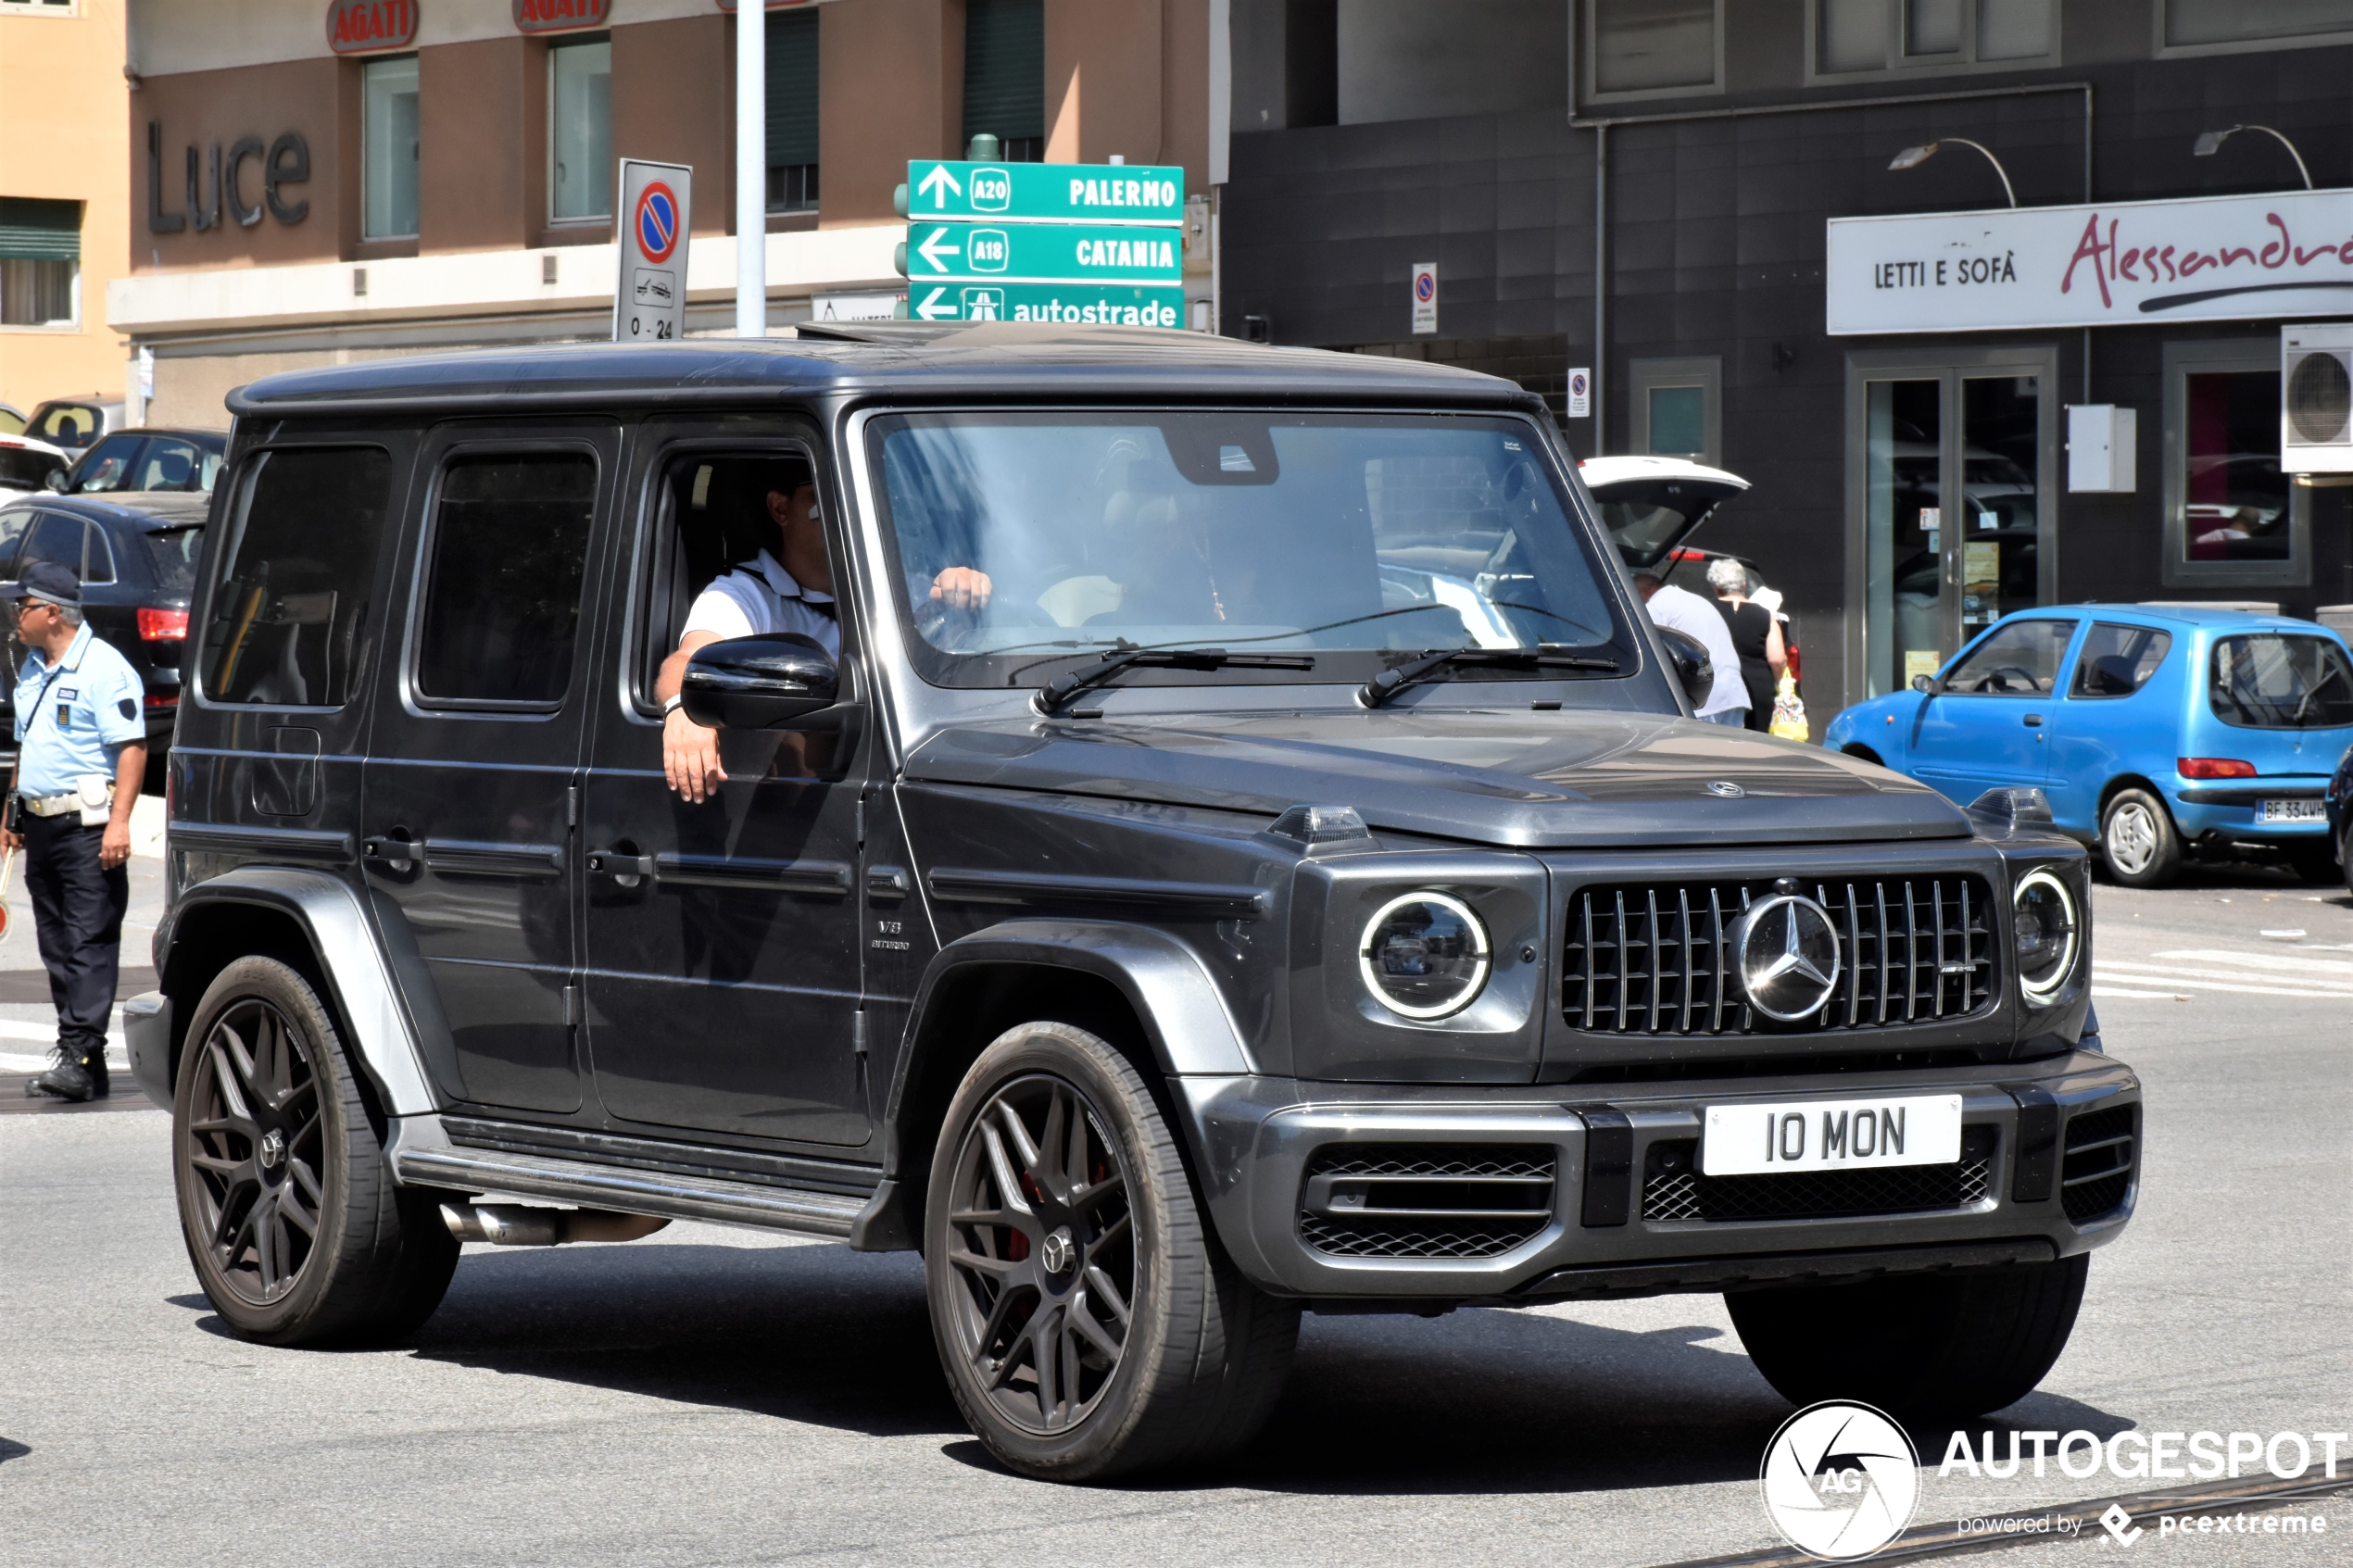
[1827, 186, 2353, 334]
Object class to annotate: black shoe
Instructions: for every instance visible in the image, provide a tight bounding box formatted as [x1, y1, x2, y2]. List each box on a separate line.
[25, 1047, 95, 1102]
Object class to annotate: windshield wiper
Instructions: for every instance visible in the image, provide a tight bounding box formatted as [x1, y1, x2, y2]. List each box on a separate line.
[1033, 645, 1315, 715]
[1358, 646, 1618, 709]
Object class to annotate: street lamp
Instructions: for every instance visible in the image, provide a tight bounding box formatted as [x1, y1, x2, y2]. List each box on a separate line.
[2193, 124, 2314, 190]
[1888, 139, 2018, 207]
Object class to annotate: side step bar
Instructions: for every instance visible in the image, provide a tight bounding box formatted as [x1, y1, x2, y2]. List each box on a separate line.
[391, 1140, 868, 1239]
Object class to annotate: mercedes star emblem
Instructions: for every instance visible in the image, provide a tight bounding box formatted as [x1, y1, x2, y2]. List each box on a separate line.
[1731, 893, 1843, 1021]
[1705, 781, 1745, 798]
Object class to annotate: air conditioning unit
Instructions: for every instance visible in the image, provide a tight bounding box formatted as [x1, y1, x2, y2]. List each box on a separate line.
[2282, 323, 2353, 474]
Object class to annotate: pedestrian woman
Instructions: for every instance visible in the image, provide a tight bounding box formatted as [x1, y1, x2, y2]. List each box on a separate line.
[1706, 557, 1786, 734]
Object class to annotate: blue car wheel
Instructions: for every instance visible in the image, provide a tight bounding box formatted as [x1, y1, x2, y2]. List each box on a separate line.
[2100, 787, 2182, 888]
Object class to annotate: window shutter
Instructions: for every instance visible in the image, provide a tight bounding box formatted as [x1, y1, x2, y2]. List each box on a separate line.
[963, 0, 1044, 144]
[765, 8, 819, 168]
[0, 198, 80, 262]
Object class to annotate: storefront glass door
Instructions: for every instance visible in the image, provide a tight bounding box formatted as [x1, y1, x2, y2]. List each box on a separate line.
[1847, 348, 2058, 702]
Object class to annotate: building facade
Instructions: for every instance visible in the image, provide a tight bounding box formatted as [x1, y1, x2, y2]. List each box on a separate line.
[111, 0, 1212, 428]
[1219, 0, 2353, 714]
[1, 0, 132, 417]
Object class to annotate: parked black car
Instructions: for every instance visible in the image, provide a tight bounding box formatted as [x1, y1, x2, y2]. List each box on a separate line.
[0, 491, 202, 762]
[2327, 741, 2353, 894]
[132, 327, 2136, 1483]
[56, 427, 227, 497]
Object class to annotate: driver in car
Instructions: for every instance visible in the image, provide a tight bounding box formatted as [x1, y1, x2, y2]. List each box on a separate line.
[659, 473, 991, 801]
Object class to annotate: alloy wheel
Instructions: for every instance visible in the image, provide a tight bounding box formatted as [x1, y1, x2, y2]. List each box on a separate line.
[182, 997, 324, 1305]
[941, 1073, 1137, 1436]
[2107, 802, 2157, 874]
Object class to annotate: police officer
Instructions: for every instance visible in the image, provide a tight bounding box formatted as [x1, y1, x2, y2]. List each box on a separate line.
[6, 561, 147, 1101]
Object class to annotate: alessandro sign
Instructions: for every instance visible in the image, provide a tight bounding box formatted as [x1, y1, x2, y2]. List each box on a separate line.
[1827, 186, 2353, 334]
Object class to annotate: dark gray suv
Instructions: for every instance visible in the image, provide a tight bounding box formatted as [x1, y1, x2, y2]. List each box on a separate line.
[131, 324, 2135, 1481]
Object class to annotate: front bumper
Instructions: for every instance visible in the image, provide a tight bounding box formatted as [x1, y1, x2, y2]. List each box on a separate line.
[1178, 1049, 2137, 1302]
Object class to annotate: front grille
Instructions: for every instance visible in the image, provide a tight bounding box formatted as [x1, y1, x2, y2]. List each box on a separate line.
[1297, 1145, 1556, 1260]
[1563, 877, 1995, 1036]
[2060, 1105, 2136, 1223]
[1641, 1137, 1993, 1222]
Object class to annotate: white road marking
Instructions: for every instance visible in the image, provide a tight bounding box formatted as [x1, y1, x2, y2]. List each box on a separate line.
[2090, 986, 2185, 999]
[2150, 947, 2353, 976]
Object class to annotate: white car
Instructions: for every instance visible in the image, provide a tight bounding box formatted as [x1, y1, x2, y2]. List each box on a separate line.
[0, 432, 72, 494]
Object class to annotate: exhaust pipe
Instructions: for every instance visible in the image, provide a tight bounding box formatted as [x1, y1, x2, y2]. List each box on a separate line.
[439, 1201, 672, 1247]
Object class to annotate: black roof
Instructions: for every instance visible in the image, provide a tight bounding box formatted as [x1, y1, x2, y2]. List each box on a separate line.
[228, 323, 1533, 418]
[0, 492, 210, 530]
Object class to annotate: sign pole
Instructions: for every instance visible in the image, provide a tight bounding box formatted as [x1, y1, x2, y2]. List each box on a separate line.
[735, 0, 764, 337]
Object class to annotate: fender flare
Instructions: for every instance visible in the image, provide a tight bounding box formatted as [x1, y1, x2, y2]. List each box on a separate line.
[157, 867, 439, 1117]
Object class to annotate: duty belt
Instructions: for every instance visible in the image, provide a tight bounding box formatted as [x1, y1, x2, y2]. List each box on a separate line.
[20, 788, 108, 819]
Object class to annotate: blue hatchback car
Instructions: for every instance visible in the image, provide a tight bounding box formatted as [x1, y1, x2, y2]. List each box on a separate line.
[1826, 606, 2353, 886]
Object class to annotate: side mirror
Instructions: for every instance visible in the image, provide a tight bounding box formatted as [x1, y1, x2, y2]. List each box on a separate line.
[680, 633, 838, 729]
[1911, 672, 1940, 694]
[42, 470, 67, 494]
[1655, 626, 1714, 711]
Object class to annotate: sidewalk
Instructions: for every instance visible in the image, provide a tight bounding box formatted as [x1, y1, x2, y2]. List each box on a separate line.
[0, 795, 168, 1078]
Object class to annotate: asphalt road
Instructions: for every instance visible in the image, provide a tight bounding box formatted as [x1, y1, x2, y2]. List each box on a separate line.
[2, 865, 2348, 1568]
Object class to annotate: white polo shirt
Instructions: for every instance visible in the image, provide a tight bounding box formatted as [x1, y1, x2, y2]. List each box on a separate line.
[1643, 583, 1748, 717]
[681, 549, 840, 658]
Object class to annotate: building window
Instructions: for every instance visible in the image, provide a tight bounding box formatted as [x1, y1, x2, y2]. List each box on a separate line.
[766, 7, 819, 212]
[361, 56, 419, 241]
[0, 197, 79, 326]
[1587, 0, 1720, 101]
[0, 0, 83, 15]
[1629, 357, 1722, 467]
[2161, 0, 2353, 51]
[2161, 340, 2309, 589]
[964, 0, 1044, 161]
[1813, 0, 2051, 75]
[550, 36, 613, 223]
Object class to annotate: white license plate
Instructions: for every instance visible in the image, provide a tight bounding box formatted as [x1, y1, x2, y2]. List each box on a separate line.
[1701, 1095, 1963, 1176]
[2258, 798, 2326, 823]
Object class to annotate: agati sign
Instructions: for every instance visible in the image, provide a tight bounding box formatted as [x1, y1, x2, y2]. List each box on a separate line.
[325, 0, 418, 54]
[614, 158, 693, 343]
[1827, 186, 2353, 334]
[513, 0, 610, 31]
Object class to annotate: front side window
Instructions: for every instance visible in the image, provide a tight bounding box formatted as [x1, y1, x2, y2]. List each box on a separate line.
[871, 411, 1634, 696]
[415, 452, 596, 707]
[2070, 621, 2172, 698]
[0, 196, 80, 326]
[1591, 0, 1719, 97]
[69, 434, 143, 494]
[1941, 618, 2075, 694]
[205, 447, 393, 707]
[2209, 634, 2353, 730]
[550, 38, 613, 222]
[363, 56, 420, 241]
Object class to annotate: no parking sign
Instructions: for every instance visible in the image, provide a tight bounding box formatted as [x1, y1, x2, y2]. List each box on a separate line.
[614, 158, 693, 343]
[1411, 261, 1438, 334]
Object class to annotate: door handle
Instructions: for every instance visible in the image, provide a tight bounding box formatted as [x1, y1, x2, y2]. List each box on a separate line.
[2022, 714, 2044, 727]
[585, 848, 656, 880]
[361, 834, 417, 871]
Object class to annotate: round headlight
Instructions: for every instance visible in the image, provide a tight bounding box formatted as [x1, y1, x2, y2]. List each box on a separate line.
[1359, 893, 1491, 1020]
[2013, 869, 2080, 1004]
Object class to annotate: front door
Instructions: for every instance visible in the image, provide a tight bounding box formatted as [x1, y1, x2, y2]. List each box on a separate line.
[1848, 349, 2058, 706]
[1909, 616, 2080, 805]
[360, 427, 616, 1116]
[579, 428, 870, 1147]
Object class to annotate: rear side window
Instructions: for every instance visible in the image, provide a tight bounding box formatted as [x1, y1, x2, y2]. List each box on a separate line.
[413, 452, 596, 707]
[18, 512, 95, 580]
[2209, 633, 2353, 730]
[135, 438, 219, 494]
[205, 446, 394, 707]
[145, 526, 202, 594]
[1943, 619, 2076, 695]
[2071, 622, 2172, 698]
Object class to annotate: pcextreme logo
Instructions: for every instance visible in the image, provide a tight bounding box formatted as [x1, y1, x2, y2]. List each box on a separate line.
[1760, 1401, 1921, 1561]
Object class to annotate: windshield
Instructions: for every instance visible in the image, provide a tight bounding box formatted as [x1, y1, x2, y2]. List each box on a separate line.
[145, 525, 203, 593]
[871, 411, 1633, 692]
[2208, 633, 2353, 730]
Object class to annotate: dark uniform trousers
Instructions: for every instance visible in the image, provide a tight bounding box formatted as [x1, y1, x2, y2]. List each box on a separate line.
[22, 812, 129, 1057]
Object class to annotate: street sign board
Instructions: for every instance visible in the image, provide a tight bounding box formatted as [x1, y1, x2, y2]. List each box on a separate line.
[904, 282, 1184, 327]
[615, 158, 692, 342]
[904, 160, 1183, 224]
[1411, 262, 1438, 333]
[902, 220, 1182, 284]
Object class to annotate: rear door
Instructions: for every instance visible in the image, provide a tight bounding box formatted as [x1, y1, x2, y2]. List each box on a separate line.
[359, 424, 617, 1117]
[1910, 617, 2078, 804]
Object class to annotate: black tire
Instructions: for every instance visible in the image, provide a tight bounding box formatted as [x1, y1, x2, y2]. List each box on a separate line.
[2289, 842, 2341, 886]
[924, 1021, 1300, 1482]
[1840, 746, 1884, 766]
[2344, 822, 2353, 897]
[172, 956, 459, 1347]
[1727, 1253, 2090, 1418]
[2100, 787, 2183, 887]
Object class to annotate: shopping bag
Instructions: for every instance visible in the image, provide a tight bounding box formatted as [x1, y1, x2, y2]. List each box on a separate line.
[1768, 673, 1810, 743]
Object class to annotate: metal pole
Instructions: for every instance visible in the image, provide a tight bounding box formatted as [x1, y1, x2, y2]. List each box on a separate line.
[1592, 123, 1606, 455]
[736, 0, 765, 337]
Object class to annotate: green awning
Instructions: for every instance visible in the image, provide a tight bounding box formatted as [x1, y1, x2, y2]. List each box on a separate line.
[0, 197, 81, 263]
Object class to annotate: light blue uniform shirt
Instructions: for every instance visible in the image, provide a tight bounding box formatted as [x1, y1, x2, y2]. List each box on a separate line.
[13, 623, 145, 798]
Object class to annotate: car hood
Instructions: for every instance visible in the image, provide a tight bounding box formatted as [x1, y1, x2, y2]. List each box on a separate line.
[902, 709, 1972, 848]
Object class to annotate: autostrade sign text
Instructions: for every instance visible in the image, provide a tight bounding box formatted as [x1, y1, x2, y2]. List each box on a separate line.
[1826, 186, 2353, 333]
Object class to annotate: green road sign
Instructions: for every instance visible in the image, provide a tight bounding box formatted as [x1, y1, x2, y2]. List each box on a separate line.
[905, 282, 1184, 328]
[903, 160, 1183, 224]
[900, 220, 1181, 284]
